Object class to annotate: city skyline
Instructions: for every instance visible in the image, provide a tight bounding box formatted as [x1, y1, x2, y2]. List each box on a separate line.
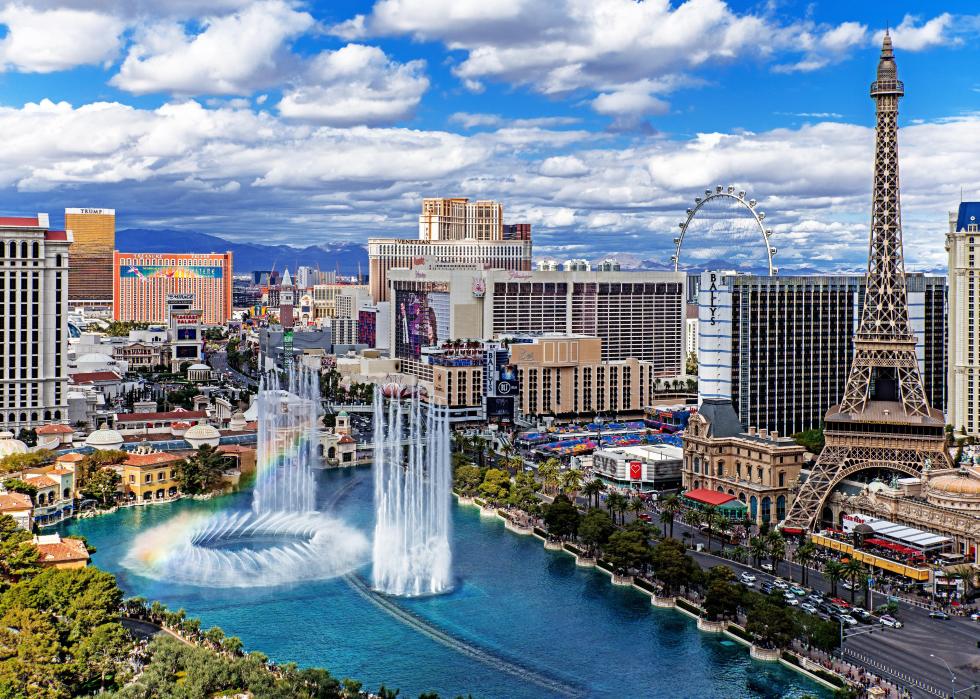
[0, 1, 979, 272]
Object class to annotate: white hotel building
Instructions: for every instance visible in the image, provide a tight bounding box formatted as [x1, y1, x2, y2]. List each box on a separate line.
[948, 202, 980, 435]
[0, 214, 71, 430]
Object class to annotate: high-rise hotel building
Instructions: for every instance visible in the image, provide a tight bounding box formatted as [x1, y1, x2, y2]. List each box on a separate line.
[0, 214, 71, 430]
[65, 207, 114, 306]
[947, 201, 980, 434]
[112, 251, 233, 326]
[368, 198, 532, 303]
[698, 270, 946, 438]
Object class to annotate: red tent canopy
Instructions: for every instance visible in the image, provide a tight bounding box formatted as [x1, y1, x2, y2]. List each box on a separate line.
[683, 488, 735, 507]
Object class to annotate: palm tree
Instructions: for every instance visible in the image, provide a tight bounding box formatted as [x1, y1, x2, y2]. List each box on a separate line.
[766, 531, 786, 578]
[823, 560, 844, 598]
[792, 541, 817, 587]
[606, 492, 626, 525]
[537, 458, 561, 496]
[582, 479, 604, 509]
[842, 558, 866, 606]
[708, 509, 730, 553]
[559, 468, 584, 499]
[628, 498, 645, 522]
[682, 507, 704, 537]
[748, 536, 768, 569]
[660, 495, 682, 539]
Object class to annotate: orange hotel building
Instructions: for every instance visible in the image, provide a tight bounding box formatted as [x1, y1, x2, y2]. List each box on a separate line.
[113, 251, 233, 326]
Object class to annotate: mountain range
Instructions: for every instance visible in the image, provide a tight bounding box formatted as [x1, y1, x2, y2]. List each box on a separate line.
[116, 229, 369, 275]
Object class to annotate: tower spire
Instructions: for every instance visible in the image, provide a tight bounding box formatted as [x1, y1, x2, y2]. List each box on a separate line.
[782, 34, 950, 533]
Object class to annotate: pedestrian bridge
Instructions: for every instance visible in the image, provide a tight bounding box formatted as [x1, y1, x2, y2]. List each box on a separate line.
[323, 403, 374, 414]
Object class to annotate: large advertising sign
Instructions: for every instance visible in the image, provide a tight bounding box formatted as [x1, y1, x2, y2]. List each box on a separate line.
[486, 396, 514, 422]
[394, 288, 449, 359]
[121, 265, 223, 280]
[629, 461, 643, 480]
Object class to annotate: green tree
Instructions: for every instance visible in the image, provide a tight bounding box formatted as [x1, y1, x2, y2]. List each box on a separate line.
[453, 464, 482, 495]
[543, 494, 580, 541]
[0, 515, 39, 585]
[558, 468, 583, 498]
[605, 492, 627, 525]
[792, 427, 825, 454]
[745, 600, 797, 649]
[15, 428, 37, 448]
[842, 557, 866, 606]
[650, 538, 697, 595]
[536, 458, 561, 495]
[603, 528, 653, 576]
[822, 559, 844, 598]
[507, 471, 540, 514]
[0, 449, 55, 475]
[748, 536, 768, 569]
[81, 467, 121, 507]
[581, 478, 604, 510]
[703, 567, 742, 621]
[765, 531, 787, 578]
[577, 509, 615, 558]
[1, 478, 38, 500]
[792, 541, 817, 586]
[75, 621, 132, 691]
[178, 444, 230, 495]
[477, 468, 510, 504]
[659, 494, 682, 539]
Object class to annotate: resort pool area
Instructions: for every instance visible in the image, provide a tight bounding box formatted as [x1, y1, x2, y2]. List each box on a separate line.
[60, 467, 826, 698]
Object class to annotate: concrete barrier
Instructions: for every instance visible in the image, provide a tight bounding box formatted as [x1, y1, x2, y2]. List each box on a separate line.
[504, 519, 533, 535]
[651, 595, 676, 608]
[478, 506, 498, 518]
[611, 574, 634, 586]
[575, 556, 597, 568]
[750, 645, 781, 662]
[543, 540, 564, 551]
[696, 618, 726, 633]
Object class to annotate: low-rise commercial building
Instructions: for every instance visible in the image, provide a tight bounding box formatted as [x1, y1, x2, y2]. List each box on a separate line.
[120, 448, 183, 502]
[682, 398, 806, 526]
[592, 443, 683, 493]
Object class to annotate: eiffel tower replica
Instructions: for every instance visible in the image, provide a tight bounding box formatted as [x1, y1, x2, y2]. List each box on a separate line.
[783, 32, 952, 533]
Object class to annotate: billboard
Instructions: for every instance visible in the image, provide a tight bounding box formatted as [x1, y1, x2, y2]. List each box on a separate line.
[121, 265, 223, 280]
[629, 461, 643, 480]
[486, 396, 514, 422]
[394, 288, 449, 359]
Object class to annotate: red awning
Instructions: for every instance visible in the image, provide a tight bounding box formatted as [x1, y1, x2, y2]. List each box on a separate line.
[683, 488, 735, 507]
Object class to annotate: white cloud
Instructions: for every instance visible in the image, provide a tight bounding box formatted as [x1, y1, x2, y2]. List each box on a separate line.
[539, 156, 589, 178]
[0, 4, 125, 73]
[337, 0, 885, 125]
[875, 14, 953, 51]
[111, 0, 313, 95]
[277, 44, 428, 126]
[449, 112, 580, 129]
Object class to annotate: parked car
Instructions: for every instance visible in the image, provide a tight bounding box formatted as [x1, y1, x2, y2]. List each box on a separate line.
[970, 611, 980, 622]
[772, 579, 789, 590]
[837, 614, 858, 627]
[790, 585, 807, 596]
[830, 598, 851, 609]
[929, 610, 950, 620]
[740, 572, 757, 584]
[879, 615, 903, 628]
[761, 563, 774, 572]
[784, 595, 800, 606]
[800, 603, 819, 614]
[760, 582, 774, 593]
[638, 513, 652, 523]
[841, 581, 854, 590]
[807, 594, 824, 605]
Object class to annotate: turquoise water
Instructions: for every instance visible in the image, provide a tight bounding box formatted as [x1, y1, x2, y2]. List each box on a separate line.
[60, 468, 825, 698]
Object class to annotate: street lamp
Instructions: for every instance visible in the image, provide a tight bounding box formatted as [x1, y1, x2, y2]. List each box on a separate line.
[930, 653, 954, 697]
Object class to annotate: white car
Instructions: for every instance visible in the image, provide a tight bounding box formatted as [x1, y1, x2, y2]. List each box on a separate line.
[761, 563, 774, 572]
[784, 595, 800, 606]
[879, 615, 903, 629]
[773, 579, 789, 590]
[740, 572, 757, 583]
[838, 614, 858, 627]
[800, 603, 819, 614]
[971, 612, 980, 622]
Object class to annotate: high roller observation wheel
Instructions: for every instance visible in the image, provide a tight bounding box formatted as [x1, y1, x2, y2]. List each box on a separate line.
[672, 184, 777, 275]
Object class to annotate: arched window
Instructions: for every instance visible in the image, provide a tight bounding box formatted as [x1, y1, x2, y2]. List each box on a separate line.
[32, 242, 39, 258]
[776, 495, 786, 521]
[728, 489, 735, 496]
[44, 410, 51, 421]
[735, 462, 741, 478]
[738, 492, 746, 503]
[716, 460, 724, 476]
[55, 254, 62, 267]
[63, 488, 70, 499]
[757, 466, 763, 482]
[717, 485, 724, 493]
[749, 496, 758, 520]
[20, 241, 27, 258]
[54, 410, 61, 419]
[761, 497, 771, 523]
[778, 471, 785, 487]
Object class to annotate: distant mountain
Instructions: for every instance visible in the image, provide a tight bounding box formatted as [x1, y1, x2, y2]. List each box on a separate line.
[116, 229, 368, 275]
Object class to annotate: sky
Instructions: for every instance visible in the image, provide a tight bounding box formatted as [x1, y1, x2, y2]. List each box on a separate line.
[0, 1, 979, 272]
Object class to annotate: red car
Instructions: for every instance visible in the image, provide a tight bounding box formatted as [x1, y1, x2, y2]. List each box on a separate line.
[831, 598, 851, 609]
[638, 513, 652, 523]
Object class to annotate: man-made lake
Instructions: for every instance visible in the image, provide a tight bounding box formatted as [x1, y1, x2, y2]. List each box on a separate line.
[61, 467, 824, 698]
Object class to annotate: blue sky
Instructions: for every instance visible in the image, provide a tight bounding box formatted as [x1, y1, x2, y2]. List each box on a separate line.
[0, 1, 978, 272]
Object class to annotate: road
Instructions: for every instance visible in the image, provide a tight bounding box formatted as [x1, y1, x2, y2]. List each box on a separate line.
[207, 349, 257, 388]
[652, 504, 980, 697]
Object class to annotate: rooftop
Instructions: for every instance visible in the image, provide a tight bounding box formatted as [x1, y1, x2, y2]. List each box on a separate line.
[34, 535, 90, 565]
[35, 424, 74, 434]
[116, 409, 207, 423]
[70, 371, 123, 384]
[0, 492, 32, 511]
[125, 452, 183, 467]
[955, 201, 980, 232]
[683, 488, 737, 507]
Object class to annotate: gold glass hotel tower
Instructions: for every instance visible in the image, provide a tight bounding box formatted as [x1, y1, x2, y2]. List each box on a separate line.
[65, 207, 115, 305]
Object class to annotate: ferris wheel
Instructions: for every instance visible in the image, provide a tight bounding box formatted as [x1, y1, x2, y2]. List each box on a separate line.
[672, 185, 777, 275]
